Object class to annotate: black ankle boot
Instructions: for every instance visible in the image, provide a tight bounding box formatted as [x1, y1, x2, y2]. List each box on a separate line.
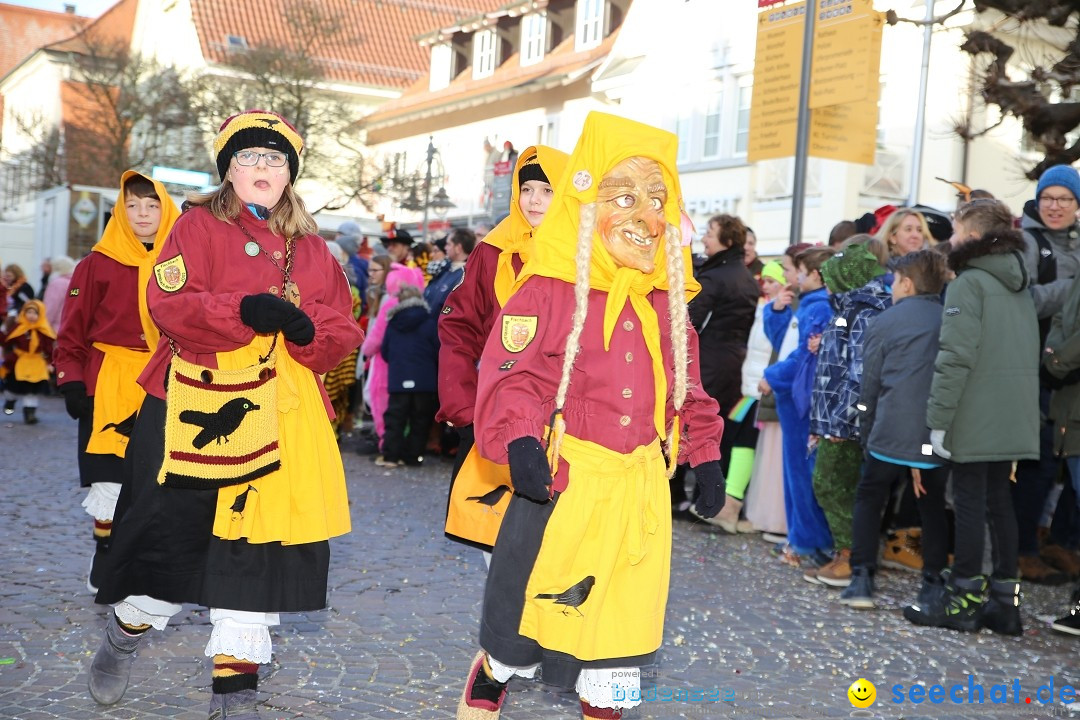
[23, 406, 37, 425]
[903, 570, 948, 626]
[939, 574, 987, 632]
[982, 577, 1023, 636]
[4, 399, 15, 415]
[89, 613, 144, 705]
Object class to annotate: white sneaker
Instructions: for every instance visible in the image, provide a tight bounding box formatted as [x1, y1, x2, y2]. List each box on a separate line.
[86, 556, 98, 594]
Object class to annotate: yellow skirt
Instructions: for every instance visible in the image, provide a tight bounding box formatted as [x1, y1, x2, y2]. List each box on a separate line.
[518, 434, 670, 661]
[86, 343, 151, 457]
[445, 445, 513, 547]
[211, 337, 351, 545]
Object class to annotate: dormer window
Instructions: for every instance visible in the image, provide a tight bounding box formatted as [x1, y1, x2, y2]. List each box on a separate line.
[430, 43, 453, 91]
[521, 12, 547, 66]
[473, 29, 499, 79]
[575, 0, 605, 51]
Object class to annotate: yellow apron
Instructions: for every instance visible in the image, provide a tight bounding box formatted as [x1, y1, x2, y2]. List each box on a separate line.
[211, 336, 351, 545]
[13, 348, 49, 384]
[86, 343, 151, 457]
[518, 434, 670, 661]
[445, 446, 513, 547]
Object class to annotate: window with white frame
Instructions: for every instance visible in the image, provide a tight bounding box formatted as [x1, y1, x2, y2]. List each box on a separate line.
[429, 43, 453, 91]
[735, 84, 752, 155]
[576, 0, 605, 51]
[703, 91, 723, 159]
[521, 12, 546, 66]
[675, 112, 692, 164]
[473, 29, 498, 79]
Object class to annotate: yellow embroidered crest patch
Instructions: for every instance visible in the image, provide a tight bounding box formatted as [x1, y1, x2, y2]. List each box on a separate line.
[501, 315, 537, 353]
[154, 255, 188, 292]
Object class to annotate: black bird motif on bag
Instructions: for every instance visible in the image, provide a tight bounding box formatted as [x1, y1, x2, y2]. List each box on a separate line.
[467, 485, 511, 514]
[101, 410, 138, 437]
[535, 576, 595, 617]
[179, 398, 260, 449]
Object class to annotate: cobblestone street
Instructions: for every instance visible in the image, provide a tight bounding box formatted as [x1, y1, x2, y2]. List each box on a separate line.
[2, 399, 1078, 720]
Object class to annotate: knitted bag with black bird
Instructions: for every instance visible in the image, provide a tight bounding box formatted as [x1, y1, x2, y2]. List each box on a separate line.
[156, 346, 281, 489]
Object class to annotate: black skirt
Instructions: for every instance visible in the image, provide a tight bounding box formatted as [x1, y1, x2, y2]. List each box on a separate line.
[77, 401, 126, 488]
[95, 395, 329, 612]
[6, 378, 49, 395]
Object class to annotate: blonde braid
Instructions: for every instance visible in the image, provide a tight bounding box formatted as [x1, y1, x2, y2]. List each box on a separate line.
[548, 202, 596, 469]
[664, 222, 689, 476]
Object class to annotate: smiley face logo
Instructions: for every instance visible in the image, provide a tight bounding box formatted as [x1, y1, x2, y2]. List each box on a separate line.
[848, 678, 876, 708]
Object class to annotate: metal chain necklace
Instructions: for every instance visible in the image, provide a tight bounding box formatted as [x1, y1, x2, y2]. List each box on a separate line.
[236, 221, 301, 306]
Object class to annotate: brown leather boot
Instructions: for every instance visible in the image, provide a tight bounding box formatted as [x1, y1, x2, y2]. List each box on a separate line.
[1041, 544, 1080, 579]
[1019, 554, 1069, 585]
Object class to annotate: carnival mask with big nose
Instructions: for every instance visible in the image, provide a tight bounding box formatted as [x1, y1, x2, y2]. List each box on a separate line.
[596, 157, 667, 274]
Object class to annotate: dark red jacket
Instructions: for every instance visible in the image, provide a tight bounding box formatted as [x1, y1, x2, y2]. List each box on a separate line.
[53, 253, 147, 392]
[138, 206, 363, 413]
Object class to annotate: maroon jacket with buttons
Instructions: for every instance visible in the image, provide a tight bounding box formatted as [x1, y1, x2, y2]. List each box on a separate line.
[474, 275, 722, 488]
[54, 254, 148, 393]
[436, 241, 522, 427]
[138, 206, 362, 413]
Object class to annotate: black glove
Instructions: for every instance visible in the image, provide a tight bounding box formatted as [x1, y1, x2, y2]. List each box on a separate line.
[240, 293, 298, 334]
[693, 461, 726, 519]
[280, 307, 315, 346]
[60, 381, 91, 420]
[507, 436, 553, 503]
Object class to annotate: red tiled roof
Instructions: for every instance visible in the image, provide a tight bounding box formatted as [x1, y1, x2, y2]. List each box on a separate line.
[364, 29, 617, 131]
[0, 2, 88, 79]
[189, 0, 506, 91]
[46, 0, 137, 54]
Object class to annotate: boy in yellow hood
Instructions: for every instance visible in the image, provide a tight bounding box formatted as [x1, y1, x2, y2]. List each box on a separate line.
[458, 113, 726, 719]
[53, 170, 180, 592]
[440, 145, 568, 554]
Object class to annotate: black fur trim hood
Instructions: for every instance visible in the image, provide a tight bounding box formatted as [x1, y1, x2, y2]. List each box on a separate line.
[947, 227, 1026, 274]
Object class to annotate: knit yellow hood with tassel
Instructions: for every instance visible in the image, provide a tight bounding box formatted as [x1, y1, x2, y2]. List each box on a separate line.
[483, 145, 569, 307]
[92, 170, 181, 352]
[516, 111, 700, 472]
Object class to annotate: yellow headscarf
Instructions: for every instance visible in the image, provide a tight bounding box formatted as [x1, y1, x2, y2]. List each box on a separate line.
[7, 299, 56, 351]
[92, 170, 181, 351]
[517, 112, 700, 441]
[483, 145, 569, 307]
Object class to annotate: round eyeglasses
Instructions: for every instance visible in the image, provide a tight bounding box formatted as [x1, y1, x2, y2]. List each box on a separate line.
[233, 150, 288, 167]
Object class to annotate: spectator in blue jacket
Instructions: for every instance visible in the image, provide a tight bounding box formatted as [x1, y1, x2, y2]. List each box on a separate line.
[760, 246, 836, 568]
[380, 282, 439, 467]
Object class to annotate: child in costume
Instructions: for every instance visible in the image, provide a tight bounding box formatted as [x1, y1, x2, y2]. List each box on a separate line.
[87, 110, 362, 719]
[804, 243, 890, 586]
[53, 171, 180, 591]
[459, 112, 725, 720]
[2, 299, 55, 424]
[439, 146, 568, 554]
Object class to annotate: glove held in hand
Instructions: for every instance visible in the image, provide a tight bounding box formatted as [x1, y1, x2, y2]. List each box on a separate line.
[507, 436, 552, 503]
[693, 460, 726, 519]
[240, 293, 297, 334]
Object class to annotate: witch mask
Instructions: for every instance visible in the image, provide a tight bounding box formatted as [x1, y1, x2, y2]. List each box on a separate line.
[595, 156, 668, 274]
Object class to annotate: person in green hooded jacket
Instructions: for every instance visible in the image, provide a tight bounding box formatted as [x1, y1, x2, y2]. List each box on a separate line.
[923, 198, 1039, 636]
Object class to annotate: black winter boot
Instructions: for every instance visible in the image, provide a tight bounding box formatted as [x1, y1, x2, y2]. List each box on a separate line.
[23, 406, 37, 425]
[903, 570, 948, 627]
[88, 613, 144, 705]
[981, 577, 1023, 636]
[938, 574, 987, 632]
[208, 687, 260, 719]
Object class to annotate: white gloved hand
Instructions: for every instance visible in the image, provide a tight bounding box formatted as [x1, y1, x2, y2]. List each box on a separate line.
[929, 429, 951, 460]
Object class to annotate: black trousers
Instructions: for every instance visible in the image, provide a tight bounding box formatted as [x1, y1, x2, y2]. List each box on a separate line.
[953, 461, 1019, 579]
[382, 391, 437, 463]
[850, 456, 948, 574]
[1012, 387, 1058, 555]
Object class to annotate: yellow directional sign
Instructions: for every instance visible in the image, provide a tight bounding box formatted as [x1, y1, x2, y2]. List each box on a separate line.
[747, 1, 807, 163]
[809, 0, 879, 109]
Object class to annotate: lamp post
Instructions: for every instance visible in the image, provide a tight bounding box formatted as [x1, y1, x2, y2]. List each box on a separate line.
[417, 136, 455, 239]
[421, 136, 436, 241]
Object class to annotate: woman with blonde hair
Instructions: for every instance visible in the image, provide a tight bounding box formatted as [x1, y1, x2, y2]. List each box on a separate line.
[88, 110, 362, 719]
[876, 209, 933, 257]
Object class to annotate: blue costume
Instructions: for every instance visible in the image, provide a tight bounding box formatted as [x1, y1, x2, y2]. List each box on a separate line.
[763, 287, 834, 556]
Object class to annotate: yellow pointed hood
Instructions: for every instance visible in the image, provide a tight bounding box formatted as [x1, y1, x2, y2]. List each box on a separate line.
[517, 111, 699, 450]
[483, 145, 569, 307]
[92, 170, 181, 351]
